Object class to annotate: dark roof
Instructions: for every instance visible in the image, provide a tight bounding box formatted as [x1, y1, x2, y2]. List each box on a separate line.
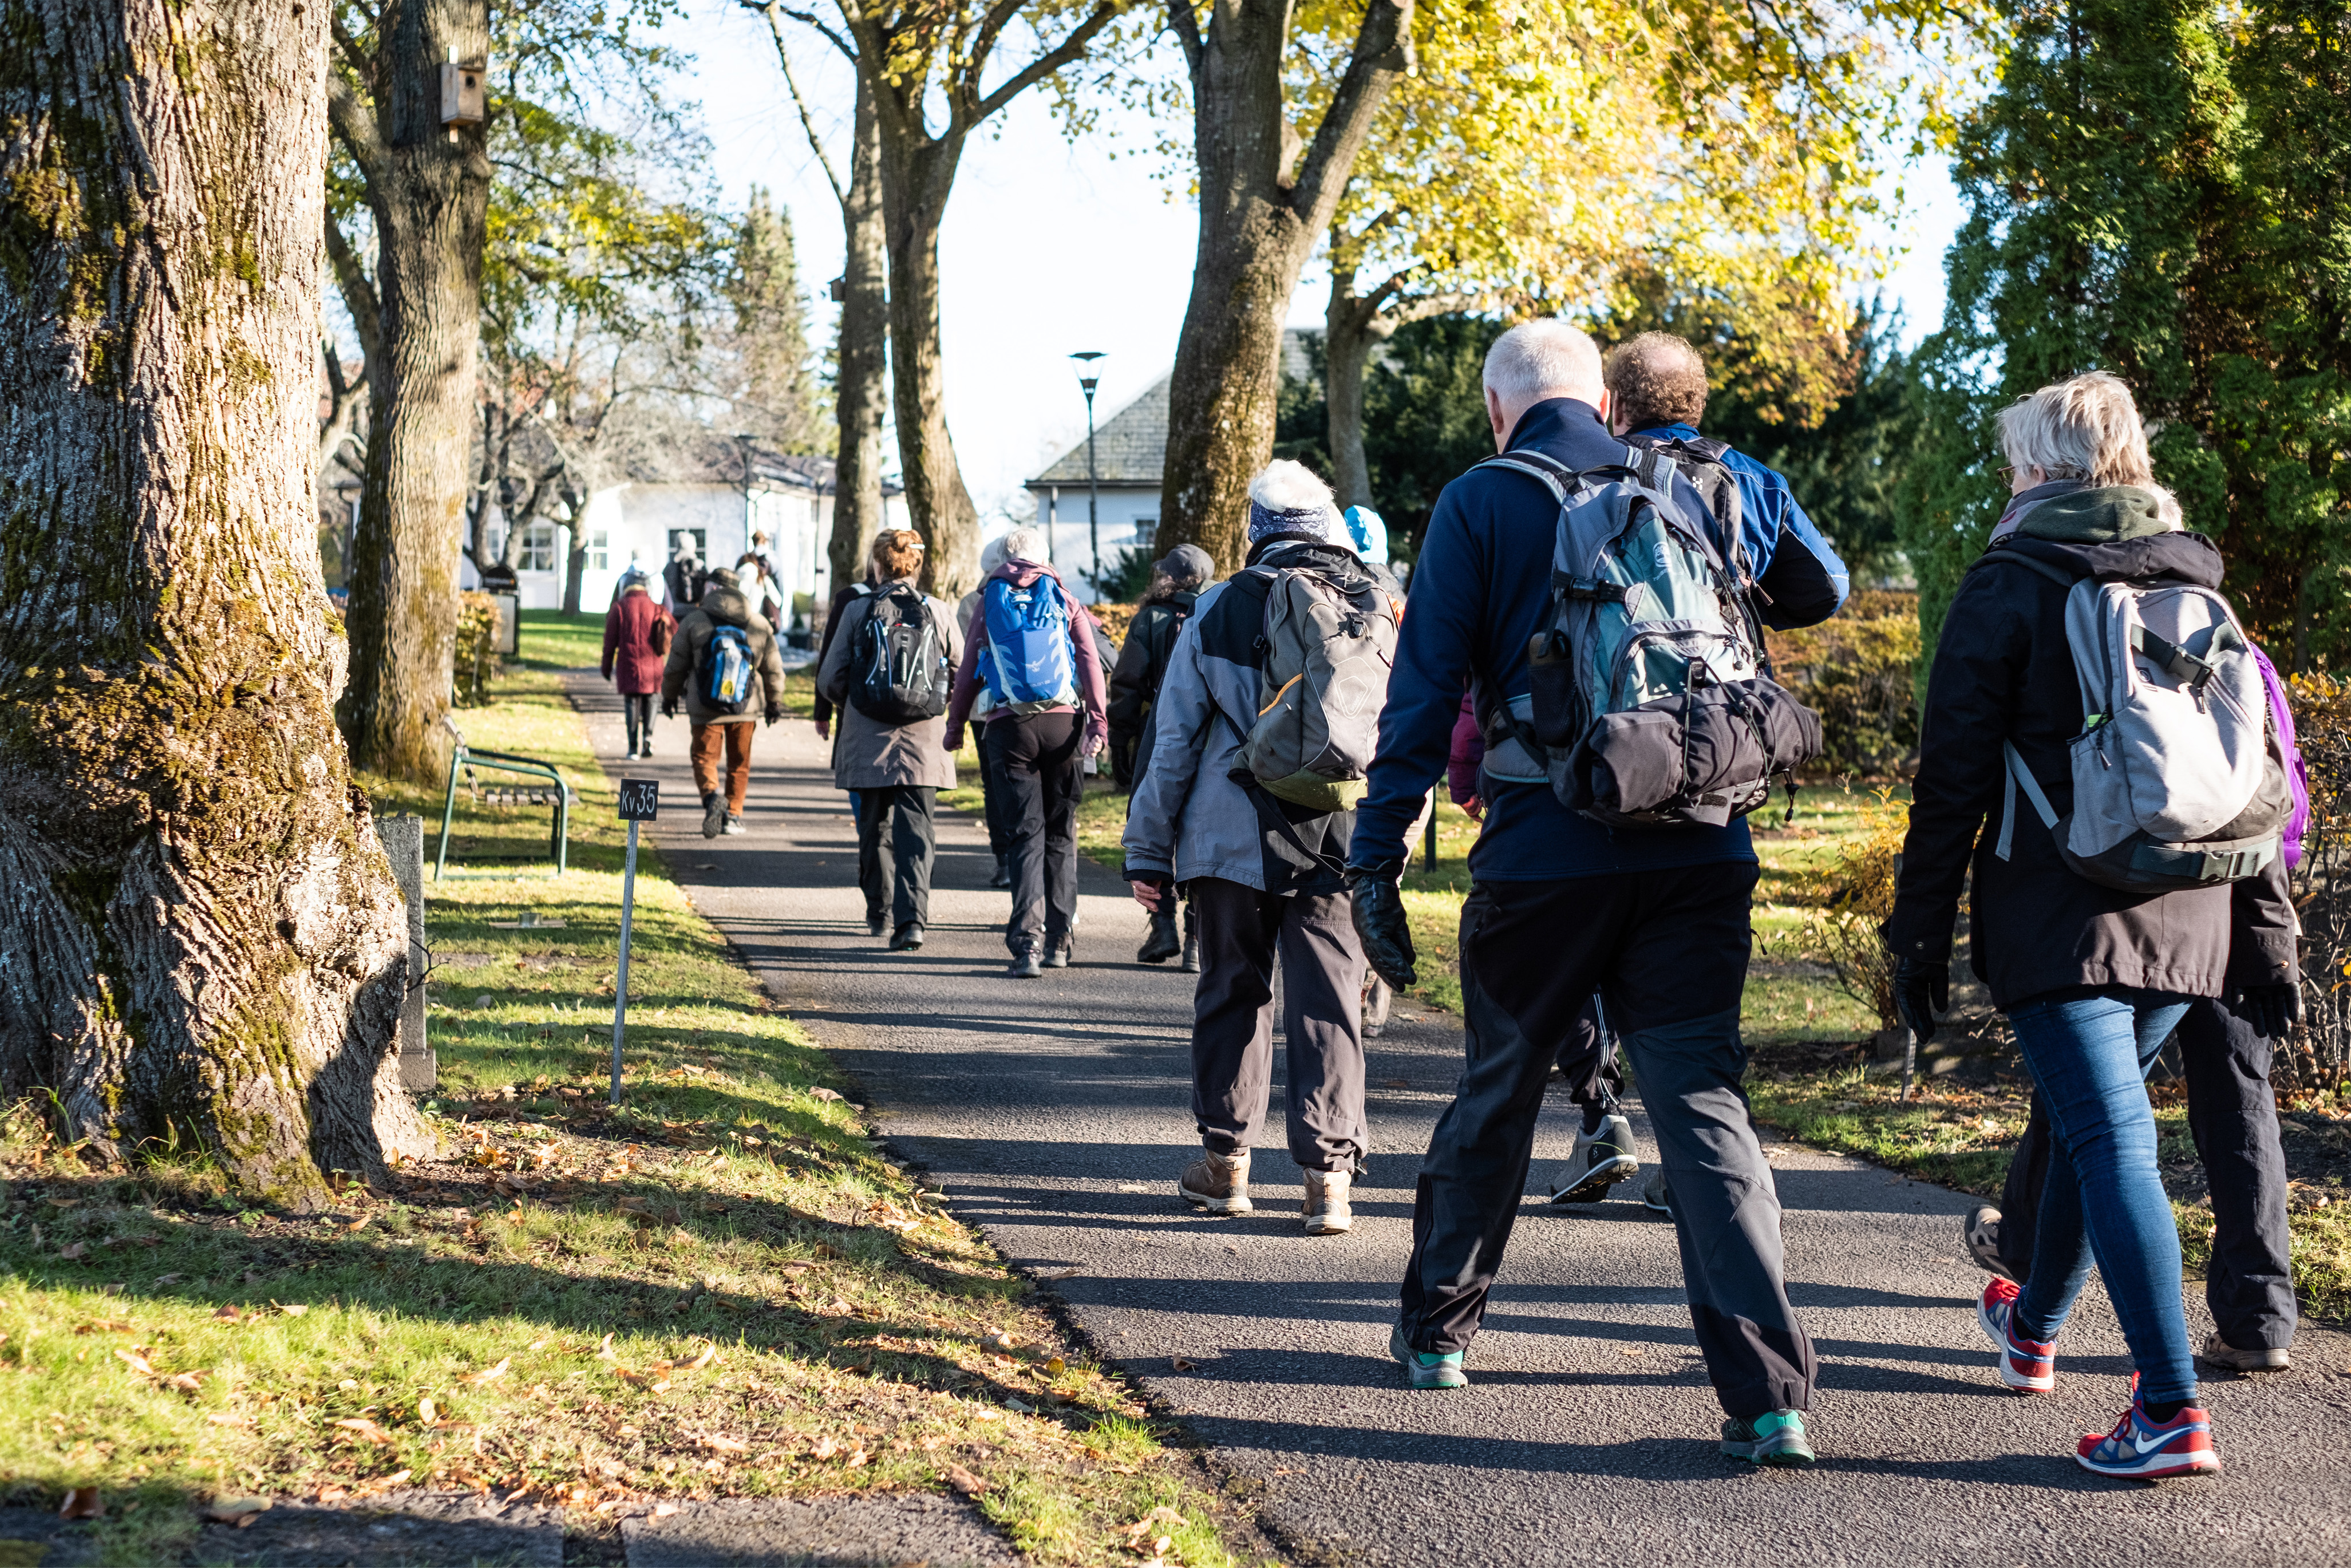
[744, 448, 903, 497]
[1028, 332, 1310, 489]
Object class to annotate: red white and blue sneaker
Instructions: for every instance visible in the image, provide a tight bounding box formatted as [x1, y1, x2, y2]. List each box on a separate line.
[2077, 1398, 2221, 1479]
[1976, 1277, 2054, 1393]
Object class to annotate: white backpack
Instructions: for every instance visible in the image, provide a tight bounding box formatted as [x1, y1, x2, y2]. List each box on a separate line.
[1997, 558, 2289, 888]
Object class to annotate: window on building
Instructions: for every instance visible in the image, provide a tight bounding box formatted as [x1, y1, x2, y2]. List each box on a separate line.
[519, 523, 560, 573]
[588, 530, 609, 572]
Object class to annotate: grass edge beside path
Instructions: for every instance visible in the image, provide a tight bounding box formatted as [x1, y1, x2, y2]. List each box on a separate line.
[0, 613, 1281, 1568]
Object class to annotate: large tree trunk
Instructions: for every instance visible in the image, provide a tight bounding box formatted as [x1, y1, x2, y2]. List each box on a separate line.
[1155, 0, 1412, 571]
[335, 0, 492, 783]
[872, 103, 982, 601]
[0, 0, 432, 1207]
[828, 70, 891, 593]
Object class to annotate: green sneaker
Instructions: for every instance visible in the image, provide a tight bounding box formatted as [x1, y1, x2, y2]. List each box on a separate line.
[1721, 1408, 1815, 1467]
[1389, 1322, 1466, 1390]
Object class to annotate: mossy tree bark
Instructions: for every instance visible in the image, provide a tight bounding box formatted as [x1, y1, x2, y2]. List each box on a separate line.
[328, 0, 493, 784]
[756, 4, 891, 595]
[0, 0, 432, 1206]
[1153, 0, 1412, 572]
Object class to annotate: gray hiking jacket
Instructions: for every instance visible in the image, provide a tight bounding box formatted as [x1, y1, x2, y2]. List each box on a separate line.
[1121, 539, 1360, 896]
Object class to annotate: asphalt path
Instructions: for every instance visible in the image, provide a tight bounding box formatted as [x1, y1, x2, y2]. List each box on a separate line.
[571, 674, 2351, 1568]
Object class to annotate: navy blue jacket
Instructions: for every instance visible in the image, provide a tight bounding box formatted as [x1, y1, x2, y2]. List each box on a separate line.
[1630, 422, 1850, 629]
[1352, 398, 1848, 882]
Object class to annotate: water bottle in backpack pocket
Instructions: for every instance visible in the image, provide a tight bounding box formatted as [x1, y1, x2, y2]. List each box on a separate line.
[1994, 559, 2289, 889]
[1478, 447, 1820, 827]
[700, 623, 756, 714]
[848, 585, 950, 724]
[981, 576, 1078, 712]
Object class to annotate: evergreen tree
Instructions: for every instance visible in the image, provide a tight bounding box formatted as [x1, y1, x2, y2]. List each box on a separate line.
[726, 187, 827, 453]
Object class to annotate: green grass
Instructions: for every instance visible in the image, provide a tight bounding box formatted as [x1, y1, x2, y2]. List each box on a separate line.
[0, 622, 1275, 1567]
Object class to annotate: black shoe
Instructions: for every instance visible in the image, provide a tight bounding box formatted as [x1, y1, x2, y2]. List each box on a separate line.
[1964, 1205, 2015, 1282]
[1005, 949, 1044, 979]
[989, 856, 1011, 890]
[1137, 910, 1180, 964]
[867, 911, 887, 938]
[889, 922, 924, 951]
[701, 792, 726, 839]
[1043, 938, 1073, 969]
[1180, 922, 1200, 974]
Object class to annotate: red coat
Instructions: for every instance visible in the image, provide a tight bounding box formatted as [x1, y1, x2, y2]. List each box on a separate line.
[602, 586, 670, 695]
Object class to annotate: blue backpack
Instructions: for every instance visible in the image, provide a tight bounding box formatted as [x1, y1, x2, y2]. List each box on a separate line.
[700, 622, 756, 713]
[981, 576, 1077, 711]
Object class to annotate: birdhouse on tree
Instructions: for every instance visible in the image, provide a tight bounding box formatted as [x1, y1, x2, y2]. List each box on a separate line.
[440, 56, 486, 128]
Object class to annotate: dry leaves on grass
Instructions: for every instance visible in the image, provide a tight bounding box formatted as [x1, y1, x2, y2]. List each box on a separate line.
[331, 1417, 396, 1447]
[942, 1462, 989, 1495]
[462, 1357, 511, 1387]
[1121, 1506, 1183, 1558]
[204, 1498, 271, 1528]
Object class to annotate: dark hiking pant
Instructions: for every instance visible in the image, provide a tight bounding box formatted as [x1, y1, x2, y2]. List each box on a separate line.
[1188, 877, 1367, 1172]
[622, 693, 654, 753]
[986, 712, 1081, 955]
[1556, 993, 1624, 1111]
[855, 785, 938, 932]
[1400, 862, 1815, 1421]
[977, 718, 1012, 862]
[1997, 992, 2295, 1350]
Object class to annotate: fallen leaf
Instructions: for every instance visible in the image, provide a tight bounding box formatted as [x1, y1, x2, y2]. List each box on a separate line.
[698, 1434, 749, 1454]
[462, 1357, 510, 1387]
[204, 1499, 271, 1526]
[810, 1087, 844, 1103]
[1620, 1348, 1643, 1357]
[214, 1305, 243, 1322]
[983, 1332, 1018, 1353]
[1382, 1078, 1409, 1088]
[846, 1447, 870, 1468]
[48, 1198, 81, 1209]
[942, 1463, 987, 1495]
[810, 1435, 842, 1460]
[595, 1333, 618, 1361]
[276, 1302, 309, 1318]
[1005, 1397, 1034, 1414]
[417, 1397, 440, 1426]
[344, 1214, 372, 1233]
[651, 1502, 680, 1518]
[164, 1370, 209, 1392]
[331, 1417, 395, 1445]
[1169, 1358, 1197, 1372]
[1045, 1356, 1066, 1376]
[57, 1242, 88, 1262]
[113, 1347, 155, 1376]
[74, 1321, 132, 1336]
[678, 1342, 717, 1372]
[1033, 1265, 1081, 1281]
[58, 1487, 102, 1520]
[968, 1408, 1002, 1423]
[153, 1274, 184, 1287]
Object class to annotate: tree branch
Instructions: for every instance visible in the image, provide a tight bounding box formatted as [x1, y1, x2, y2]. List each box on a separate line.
[1290, 0, 1414, 228]
[776, 3, 859, 62]
[322, 208, 381, 369]
[973, 0, 1124, 123]
[754, 0, 848, 209]
[325, 74, 384, 181]
[1165, 0, 1203, 77]
[329, 11, 377, 96]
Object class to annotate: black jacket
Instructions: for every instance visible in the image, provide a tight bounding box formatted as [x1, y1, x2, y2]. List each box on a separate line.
[1107, 590, 1199, 789]
[1883, 528, 2288, 1008]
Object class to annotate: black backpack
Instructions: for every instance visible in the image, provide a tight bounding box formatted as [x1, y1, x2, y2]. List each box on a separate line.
[848, 584, 951, 724]
[1623, 433, 1748, 580]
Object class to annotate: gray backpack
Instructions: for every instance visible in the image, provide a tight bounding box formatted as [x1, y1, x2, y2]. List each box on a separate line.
[1476, 448, 1820, 827]
[1996, 555, 2289, 888]
[1230, 563, 1398, 812]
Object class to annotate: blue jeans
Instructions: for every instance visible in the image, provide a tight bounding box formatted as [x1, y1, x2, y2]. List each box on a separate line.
[2008, 987, 2196, 1404]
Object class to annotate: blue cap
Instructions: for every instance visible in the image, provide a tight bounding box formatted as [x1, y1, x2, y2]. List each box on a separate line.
[1342, 505, 1389, 566]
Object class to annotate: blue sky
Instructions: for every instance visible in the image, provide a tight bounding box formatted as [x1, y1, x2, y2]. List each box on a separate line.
[671, 1, 1969, 515]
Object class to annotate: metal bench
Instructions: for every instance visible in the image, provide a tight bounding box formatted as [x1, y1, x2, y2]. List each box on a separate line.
[436, 716, 574, 880]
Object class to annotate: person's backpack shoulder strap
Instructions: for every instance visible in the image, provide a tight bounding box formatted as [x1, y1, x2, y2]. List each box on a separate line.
[1469, 447, 1585, 504]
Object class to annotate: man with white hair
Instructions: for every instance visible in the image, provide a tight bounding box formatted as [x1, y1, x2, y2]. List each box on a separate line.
[1345, 318, 1844, 1467]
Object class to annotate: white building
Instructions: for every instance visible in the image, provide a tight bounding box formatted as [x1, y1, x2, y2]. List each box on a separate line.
[461, 451, 908, 626]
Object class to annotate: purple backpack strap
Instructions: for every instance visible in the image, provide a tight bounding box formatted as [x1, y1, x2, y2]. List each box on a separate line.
[2250, 642, 2310, 871]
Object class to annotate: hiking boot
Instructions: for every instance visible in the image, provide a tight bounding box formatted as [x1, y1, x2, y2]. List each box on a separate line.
[1005, 948, 1045, 979]
[1977, 1277, 2055, 1393]
[1544, 1113, 1638, 1204]
[1964, 1204, 2014, 1281]
[2077, 1398, 2220, 1479]
[1043, 937, 1073, 969]
[1180, 913, 1200, 974]
[867, 910, 888, 938]
[1137, 910, 1181, 964]
[1388, 1321, 1465, 1390]
[989, 855, 1011, 890]
[722, 813, 746, 835]
[1178, 1147, 1251, 1214]
[1721, 1409, 1815, 1467]
[1640, 1170, 1672, 1215]
[701, 792, 727, 839]
[889, 922, 925, 952]
[2197, 1332, 2290, 1374]
[1362, 975, 1392, 1038]
[1302, 1169, 1353, 1235]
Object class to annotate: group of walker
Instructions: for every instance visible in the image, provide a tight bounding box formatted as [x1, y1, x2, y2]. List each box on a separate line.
[604, 317, 2305, 1482]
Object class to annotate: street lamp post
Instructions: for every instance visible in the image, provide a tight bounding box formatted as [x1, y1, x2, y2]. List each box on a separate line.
[1070, 351, 1105, 594]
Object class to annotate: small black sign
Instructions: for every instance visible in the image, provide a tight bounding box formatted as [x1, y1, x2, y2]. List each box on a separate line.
[617, 779, 659, 821]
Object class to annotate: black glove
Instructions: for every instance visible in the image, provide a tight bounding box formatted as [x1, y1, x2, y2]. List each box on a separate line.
[2235, 983, 2305, 1040]
[1346, 861, 1416, 990]
[661, 697, 678, 719]
[764, 705, 783, 727]
[1892, 956, 1948, 1045]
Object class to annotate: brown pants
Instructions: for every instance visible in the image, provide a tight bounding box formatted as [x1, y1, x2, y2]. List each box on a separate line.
[689, 721, 754, 813]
